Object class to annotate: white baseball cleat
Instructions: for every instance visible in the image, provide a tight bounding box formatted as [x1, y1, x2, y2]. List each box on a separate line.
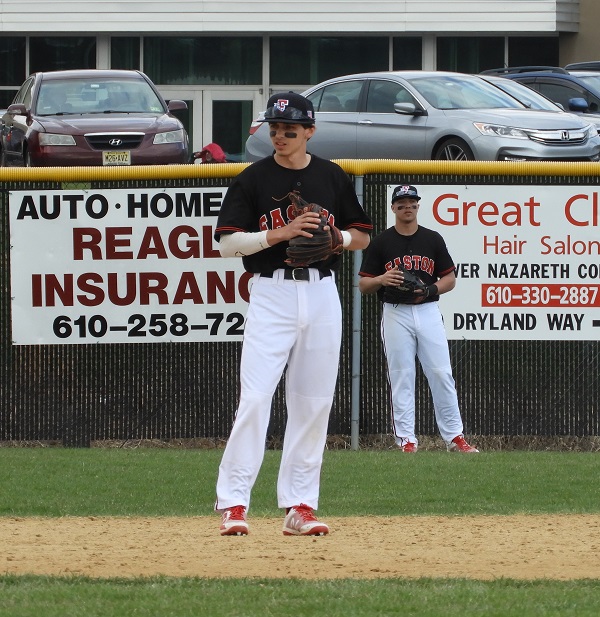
[283, 504, 329, 536]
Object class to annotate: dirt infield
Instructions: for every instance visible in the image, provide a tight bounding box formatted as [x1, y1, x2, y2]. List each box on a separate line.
[2, 514, 599, 580]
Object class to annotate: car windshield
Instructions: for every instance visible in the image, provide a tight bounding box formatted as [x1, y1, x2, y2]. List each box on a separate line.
[573, 73, 600, 93]
[35, 78, 165, 115]
[406, 74, 523, 110]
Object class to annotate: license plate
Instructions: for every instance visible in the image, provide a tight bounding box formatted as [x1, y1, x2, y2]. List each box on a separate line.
[102, 151, 131, 166]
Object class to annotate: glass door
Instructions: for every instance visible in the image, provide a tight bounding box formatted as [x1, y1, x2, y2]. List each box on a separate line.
[202, 90, 263, 162]
[157, 87, 263, 162]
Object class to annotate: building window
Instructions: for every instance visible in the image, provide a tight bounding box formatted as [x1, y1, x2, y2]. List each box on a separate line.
[0, 90, 17, 107]
[437, 37, 504, 73]
[111, 37, 141, 70]
[143, 37, 262, 85]
[393, 38, 423, 70]
[270, 37, 388, 85]
[29, 37, 96, 73]
[508, 37, 559, 67]
[0, 37, 26, 86]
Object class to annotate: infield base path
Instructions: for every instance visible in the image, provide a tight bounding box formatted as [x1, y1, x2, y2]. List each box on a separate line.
[1, 514, 598, 580]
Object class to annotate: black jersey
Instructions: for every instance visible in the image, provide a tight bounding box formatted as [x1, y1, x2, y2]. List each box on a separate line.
[359, 225, 455, 303]
[215, 154, 372, 273]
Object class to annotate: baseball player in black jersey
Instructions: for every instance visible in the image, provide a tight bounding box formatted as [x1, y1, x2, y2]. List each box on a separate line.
[214, 92, 372, 536]
[358, 184, 478, 454]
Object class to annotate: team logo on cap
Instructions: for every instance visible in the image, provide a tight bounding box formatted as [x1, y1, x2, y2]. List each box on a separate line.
[274, 99, 289, 112]
[392, 184, 420, 203]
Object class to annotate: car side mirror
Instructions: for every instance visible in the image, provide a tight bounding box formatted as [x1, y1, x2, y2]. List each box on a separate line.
[394, 102, 426, 116]
[7, 103, 28, 115]
[167, 100, 188, 112]
[568, 97, 589, 112]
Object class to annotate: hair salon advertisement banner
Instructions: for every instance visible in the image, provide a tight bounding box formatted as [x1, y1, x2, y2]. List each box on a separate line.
[387, 183, 600, 341]
[9, 184, 600, 345]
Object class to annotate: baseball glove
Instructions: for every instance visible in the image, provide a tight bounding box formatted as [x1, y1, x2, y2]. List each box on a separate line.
[382, 268, 429, 305]
[284, 191, 344, 267]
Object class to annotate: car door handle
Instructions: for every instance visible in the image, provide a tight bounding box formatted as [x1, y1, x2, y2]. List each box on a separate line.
[358, 120, 373, 125]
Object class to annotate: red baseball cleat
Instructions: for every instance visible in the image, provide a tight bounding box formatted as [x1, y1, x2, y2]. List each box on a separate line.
[220, 505, 249, 536]
[447, 435, 479, 453]
[400, 442, 418, 453]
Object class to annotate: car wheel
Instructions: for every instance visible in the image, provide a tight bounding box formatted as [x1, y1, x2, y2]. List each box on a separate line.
[433, 138, 475, 161]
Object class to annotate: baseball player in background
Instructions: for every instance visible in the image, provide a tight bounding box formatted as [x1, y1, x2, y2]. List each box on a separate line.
[214, 92, 372, 536]
[358, 184, 478, 454]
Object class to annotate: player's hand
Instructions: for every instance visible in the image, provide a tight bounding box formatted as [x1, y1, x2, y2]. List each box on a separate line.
[412, 287, 427, 303]
[286, 211, 323, 239]
[380, 266, 404, 287]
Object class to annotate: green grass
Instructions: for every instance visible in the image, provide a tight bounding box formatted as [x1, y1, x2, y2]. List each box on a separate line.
[1, 575, 599, 617]
[1, 448, 599, 616]
[1, 448, 598, 517]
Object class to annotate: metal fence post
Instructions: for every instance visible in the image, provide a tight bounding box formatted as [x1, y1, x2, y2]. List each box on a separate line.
[351, 175, 364, 451]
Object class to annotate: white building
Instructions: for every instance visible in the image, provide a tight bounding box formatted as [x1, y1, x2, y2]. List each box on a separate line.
[1, 0, 598, 158]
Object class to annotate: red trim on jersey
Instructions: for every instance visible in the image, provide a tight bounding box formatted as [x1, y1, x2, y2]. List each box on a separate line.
[438, 266, 456, 277]
[358, 271, 376, 278]
[215, 226, 246, 235]
[346, 222, 373, 231]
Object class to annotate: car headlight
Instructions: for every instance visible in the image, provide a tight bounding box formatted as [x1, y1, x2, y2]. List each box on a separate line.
[39, 133, 76, 146]
[153, 129, 185, 145]
[473, 123, 529, 140]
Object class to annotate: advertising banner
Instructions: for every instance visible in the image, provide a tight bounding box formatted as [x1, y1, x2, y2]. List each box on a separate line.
[10, 182, 600, 344]
[9, 187, 249, 345]
[388, 184, 600, 341]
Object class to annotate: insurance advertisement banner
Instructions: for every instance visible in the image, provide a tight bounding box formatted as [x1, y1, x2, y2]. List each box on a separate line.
[9, 187, 250, 345]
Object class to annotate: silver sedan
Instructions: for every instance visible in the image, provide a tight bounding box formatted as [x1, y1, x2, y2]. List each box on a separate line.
[245, 71, 600, 162]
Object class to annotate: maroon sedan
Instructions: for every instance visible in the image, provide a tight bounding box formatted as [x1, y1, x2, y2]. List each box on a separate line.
[0, 69, 190, 166]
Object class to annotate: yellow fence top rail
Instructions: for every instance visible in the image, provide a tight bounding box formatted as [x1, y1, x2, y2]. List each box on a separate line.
[1, 159, 600, 184]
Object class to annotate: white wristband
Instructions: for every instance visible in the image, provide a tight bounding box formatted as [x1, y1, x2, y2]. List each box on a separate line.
[341, 230, 352, 248]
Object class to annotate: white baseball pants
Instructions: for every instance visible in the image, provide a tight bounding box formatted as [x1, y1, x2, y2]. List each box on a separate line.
[382, 301, 464, 447]
[216, 270, 341, 512]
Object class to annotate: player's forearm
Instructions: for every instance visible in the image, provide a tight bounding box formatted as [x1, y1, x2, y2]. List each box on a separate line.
[358, 275, 384, 294]
[345, 228, 370, 250]
[435, 273, 456, 295]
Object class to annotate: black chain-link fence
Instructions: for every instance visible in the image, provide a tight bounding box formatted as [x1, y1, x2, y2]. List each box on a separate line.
[1, 170, 599, 446]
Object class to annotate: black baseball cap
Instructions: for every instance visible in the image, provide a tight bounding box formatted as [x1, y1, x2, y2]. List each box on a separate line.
[258, 92, 315, 125]
[391, 185, 421, 203]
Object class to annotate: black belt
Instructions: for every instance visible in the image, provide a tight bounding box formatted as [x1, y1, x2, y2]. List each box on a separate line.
[261, 268, 332, 281]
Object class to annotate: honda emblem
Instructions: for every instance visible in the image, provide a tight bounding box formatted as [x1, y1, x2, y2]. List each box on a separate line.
[561, 131, 569, 141]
